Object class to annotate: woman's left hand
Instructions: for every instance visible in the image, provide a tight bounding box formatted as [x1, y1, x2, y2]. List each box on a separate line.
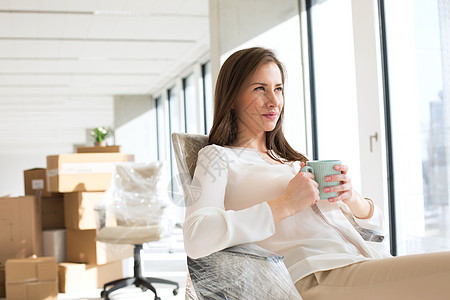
[324, 164, 372, 219]
[324, 164, 355, 203]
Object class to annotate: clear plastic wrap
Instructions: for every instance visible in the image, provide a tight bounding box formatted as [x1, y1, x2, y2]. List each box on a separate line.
[185, 243, 302, 300]
[95, 161, 175, 245]
[171, 132, 209, 207]
[171, 133, 302, 300]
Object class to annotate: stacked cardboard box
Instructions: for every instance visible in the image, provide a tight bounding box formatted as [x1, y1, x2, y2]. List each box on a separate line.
[58, 260, 122, 293]
[0, 196, 42, 268]
[5, 257, 58, 300]
[64, 191, 105, 230]
[24, 168, 65, 230]
[0, 195, 42, 299]
[46, 153, 133, 192]
[2, 151, 135, 296]
[0, 267, 5, 298]
[46, 152, 134, 293]
[24, 168, 66, 264]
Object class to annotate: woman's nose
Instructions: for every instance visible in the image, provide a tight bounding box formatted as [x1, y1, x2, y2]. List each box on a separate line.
[265, 91, 279, 107]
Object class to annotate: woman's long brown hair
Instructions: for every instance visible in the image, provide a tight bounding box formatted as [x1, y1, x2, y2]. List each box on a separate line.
[208, 47, 308, 162]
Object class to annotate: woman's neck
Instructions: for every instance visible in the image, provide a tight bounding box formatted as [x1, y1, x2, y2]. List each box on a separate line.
[232, 134, 267, 152]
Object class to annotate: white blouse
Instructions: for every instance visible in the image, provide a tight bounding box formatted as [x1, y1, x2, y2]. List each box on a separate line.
[183, 144, 390, 283]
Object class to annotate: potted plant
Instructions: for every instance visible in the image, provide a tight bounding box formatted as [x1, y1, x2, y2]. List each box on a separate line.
[91, 126, 110, 147]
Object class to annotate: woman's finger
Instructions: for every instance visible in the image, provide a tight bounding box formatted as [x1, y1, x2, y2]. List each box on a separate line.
[325, 174, 351, 183]
[329, 191, 352, 203]
[335, 164, 349, 173]
[324, 183, 352, 194]
[299, 161, 306, 173]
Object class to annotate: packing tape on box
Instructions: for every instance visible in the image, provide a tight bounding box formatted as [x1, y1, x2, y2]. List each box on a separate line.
[47, 162, 117, 176]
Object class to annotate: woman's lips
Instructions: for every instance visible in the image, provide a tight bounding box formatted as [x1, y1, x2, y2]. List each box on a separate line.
[262, 113, 278, 120]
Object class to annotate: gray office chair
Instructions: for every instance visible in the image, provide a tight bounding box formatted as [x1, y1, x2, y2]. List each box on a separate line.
[95, 162, 179, 300]
[171, 132, 302, 300]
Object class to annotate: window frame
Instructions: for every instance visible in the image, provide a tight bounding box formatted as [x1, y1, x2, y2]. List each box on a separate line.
[303, 0, 393, 254]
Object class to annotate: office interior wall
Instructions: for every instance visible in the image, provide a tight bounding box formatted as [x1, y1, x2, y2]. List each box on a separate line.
[114, 95, 158, 163]
[0, 96, 114, 195]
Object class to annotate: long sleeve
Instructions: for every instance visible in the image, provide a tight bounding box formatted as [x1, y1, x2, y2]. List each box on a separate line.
[182, 145, 276, 259]
[353, 204, 384, 232]
[339, 200, 384, 232]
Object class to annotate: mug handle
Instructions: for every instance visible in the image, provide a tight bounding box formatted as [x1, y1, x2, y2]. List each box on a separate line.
[301, 166, 314, 174]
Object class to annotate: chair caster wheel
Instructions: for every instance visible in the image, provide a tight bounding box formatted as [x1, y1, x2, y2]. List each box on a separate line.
[155, 297, 161, 300]
[100, 290, 109, 300]
[173, 288, 179, 296]
[141, 286, 148, 292]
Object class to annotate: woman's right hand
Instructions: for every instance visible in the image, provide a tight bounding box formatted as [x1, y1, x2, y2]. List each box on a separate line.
[267, 161, 320, 223]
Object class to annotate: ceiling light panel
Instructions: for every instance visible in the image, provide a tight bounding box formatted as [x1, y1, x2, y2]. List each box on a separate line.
[0, 60, 169, 73]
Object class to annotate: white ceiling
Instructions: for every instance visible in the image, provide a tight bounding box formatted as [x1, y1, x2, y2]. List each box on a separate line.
[0, 0, 210, 97]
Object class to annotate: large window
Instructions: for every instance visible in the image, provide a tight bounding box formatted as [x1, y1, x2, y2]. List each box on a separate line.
[306, 0, 450, 255]
[168, 86, 182, 195]
[202, 61, 214, 134]
[155, 95, 164, 161]
[306, 0, 363, 193]
[383, 0, 450, 255]
[183, 73, 202, 134]
[153, 60, 212, 223]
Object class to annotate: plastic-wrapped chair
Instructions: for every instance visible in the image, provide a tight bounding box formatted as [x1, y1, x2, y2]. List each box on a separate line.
[171, 132, 302, 300]
[95, 161, 179, 300]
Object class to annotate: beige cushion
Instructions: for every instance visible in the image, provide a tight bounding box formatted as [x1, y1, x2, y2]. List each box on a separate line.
[96, 225, 171, 245]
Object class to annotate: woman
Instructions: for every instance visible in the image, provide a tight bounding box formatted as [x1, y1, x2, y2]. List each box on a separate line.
[183, 47, 450, 299]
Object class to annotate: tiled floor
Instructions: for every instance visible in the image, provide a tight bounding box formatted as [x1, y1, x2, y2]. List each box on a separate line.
[57, 286, 186, 300]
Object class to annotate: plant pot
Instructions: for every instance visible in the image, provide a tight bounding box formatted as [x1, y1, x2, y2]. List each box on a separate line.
[94, 141, 107, 147]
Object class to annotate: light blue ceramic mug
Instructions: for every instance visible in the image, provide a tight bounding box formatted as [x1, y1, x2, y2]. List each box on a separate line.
[301, 160, 342, 200]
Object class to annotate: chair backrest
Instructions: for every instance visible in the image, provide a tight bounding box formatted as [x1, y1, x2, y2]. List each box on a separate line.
[95, 161, 175, 245]
[171, 133, 208, 300]
[112, 162, 169, 226]
[171, 132, 209, 200]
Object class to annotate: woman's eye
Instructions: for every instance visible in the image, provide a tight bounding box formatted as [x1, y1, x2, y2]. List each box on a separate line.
[275, 87, 283, 92]
[254, 86, 265, 91]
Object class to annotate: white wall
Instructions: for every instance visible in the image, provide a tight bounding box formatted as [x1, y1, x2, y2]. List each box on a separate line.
[0, 96, 114, 195]
[114, 95, 158, 163]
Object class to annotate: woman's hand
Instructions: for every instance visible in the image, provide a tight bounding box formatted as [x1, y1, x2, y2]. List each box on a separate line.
[325, 164, 372, 219]
[268, 161, 320, 223]
[324, 164, 353, 203]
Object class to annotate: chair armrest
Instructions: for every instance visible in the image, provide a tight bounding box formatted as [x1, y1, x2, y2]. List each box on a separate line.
[186, 243, 302, 300]
[340, 207, 385, 243]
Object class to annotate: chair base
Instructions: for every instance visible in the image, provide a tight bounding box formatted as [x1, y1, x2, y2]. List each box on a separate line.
[100, 244, 179, 300]
[101, 276, 179, 300]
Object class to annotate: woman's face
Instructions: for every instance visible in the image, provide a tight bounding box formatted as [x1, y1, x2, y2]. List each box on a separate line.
[235, 62, 284, 138]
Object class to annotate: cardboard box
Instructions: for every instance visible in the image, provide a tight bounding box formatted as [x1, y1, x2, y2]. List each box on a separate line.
[24, 168, 62, 198]
[5, 257, 57, 283]
[41, 195, 65, 230]
[0, 267, 5, 298]
[46, 153, 134, 192]
[24, 168, 65, 230]
[43, 229, 66, 263]
[77, 145, 121, 153]
[6, 281, 58, 300]
[64, 192, 105, 230]
[5, 257, 58, 300]
[0, 196, 42, 267]
[58, 260, 123, 293]
[66, 229, 132, 265]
